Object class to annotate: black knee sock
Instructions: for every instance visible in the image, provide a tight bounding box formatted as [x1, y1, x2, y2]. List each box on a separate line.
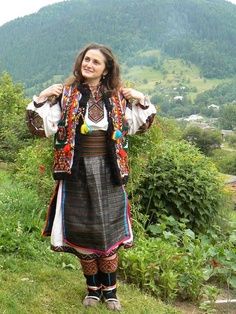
[84, 273, 102, 298]
[99, 271, 117, 300]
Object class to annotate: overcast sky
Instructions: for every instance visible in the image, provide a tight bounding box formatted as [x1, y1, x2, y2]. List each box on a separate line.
[0, 0, 65, 26]
[0, 0, 236, 27]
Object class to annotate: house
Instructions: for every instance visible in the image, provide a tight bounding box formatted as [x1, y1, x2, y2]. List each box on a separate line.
[184, 114, 204, 122]
[173, 95, 183, 101]
[208, 104, 219, 110]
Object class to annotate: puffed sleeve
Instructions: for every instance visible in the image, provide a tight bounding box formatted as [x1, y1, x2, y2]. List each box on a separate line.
[26, 96, 61, 137]
[125, 96, 156, 135]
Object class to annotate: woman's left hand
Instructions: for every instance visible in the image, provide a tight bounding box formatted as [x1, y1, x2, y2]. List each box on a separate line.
[122, 88, 144, 102]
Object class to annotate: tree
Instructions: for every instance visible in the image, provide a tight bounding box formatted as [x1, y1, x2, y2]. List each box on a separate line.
[182, 125, 222, 155]
[219, 104, 236, 130]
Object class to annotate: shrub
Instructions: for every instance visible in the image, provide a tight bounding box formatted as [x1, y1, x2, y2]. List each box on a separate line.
[182, 125, 222, 155]
[225, 133, 236, 148]
[0, 72, 31, 162]
[119, 235, 207, 301]
[14, 138, 54, 202]
[120, 237, 180, 300]
[127, 117, 182, 194]
[119, 217, 236, 302]
[134, 140, 224, 232]
[211, 149, 236, 175]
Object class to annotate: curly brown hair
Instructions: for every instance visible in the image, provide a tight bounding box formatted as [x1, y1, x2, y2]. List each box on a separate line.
[65, 43, 121, 92]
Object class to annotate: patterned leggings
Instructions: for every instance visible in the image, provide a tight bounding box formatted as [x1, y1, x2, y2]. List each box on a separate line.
[79, 254, 118, 300]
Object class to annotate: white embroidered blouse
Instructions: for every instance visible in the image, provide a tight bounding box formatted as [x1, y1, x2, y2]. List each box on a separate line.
[27, 91, 156, 137]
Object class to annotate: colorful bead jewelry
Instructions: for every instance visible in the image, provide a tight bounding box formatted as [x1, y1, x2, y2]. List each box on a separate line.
[80, 122, 91, 134]
[112, 129, 122, 140]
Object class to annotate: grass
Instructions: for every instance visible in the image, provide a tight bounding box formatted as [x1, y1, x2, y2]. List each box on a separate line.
[0, 168, 181, 314]
[1, 156, 235, 313]
[0, 255, 181, 314]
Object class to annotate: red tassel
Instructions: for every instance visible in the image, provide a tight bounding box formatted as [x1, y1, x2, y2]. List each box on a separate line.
[118, 149, 127, 158]
[64, 144, 71, 153]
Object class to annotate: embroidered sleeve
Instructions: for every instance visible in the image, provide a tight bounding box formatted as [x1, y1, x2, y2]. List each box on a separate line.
[26, 96, 61, 137]
[125, 95, 156, 135]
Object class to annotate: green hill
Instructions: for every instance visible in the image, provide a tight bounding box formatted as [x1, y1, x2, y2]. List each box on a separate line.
[0, 0, 236, 94]
[123, 50, 225, 95]
[122, 49, 234, 117]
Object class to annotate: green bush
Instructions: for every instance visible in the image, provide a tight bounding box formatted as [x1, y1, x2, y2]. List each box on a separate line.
[120, 217, 236, 302]
[14, 138, 54, 202]
[120, 235, 207, 301]
[211, 149, 236, 175]
[225, 133, 236, 148]
[182, 125, 222, 155]
[0, 72, 31, 162]
[134, 140, 224, 232]
[120, 237, 180, 300]
[0, 109, 32, 162]
[127, 117, 182, 194]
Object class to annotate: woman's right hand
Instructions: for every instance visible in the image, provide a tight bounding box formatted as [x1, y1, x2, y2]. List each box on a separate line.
[39, 84, 63, 99]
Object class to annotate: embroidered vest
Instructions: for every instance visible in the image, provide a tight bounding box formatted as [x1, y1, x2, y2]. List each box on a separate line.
[53, 84, 129, 185]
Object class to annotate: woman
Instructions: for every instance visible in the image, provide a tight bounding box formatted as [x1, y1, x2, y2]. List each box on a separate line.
[27, 43, 156, 311]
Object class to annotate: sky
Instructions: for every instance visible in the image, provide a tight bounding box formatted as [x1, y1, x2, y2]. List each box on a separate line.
[0, 0, 236, 27]
[0, 0, 65, 27]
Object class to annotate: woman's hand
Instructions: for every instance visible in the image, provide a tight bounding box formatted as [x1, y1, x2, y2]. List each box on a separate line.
[35, 84, 63, 104]
[122, 88, 145, 102]
[39, 84, 63, 99]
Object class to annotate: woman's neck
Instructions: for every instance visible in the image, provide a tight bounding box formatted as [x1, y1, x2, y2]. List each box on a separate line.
[84, 78, 101, 87]
[88, 83, 100, 89]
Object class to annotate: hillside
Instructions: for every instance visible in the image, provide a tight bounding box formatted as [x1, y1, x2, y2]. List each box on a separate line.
[0, 0, 236, 94]
[122, 49, 235, 117]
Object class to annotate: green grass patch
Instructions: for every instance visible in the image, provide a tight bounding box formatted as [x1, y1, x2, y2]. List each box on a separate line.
[0, 169, 181, 313]
[122, 50, 230, 101]
[0, 255, 181, 314]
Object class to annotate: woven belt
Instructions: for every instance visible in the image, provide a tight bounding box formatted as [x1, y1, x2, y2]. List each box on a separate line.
[77, 131, 107, 157]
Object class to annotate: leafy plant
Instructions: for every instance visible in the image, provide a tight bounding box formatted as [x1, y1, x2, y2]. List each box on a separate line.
[14, 138, 54, 202]
[0, 72, 31, 162]
[127, 117, 182, 197]
[211, 149, 236, 175]
[0, 181, 46, 257]
[134, 140, 224, 232]
[120, 216, 236, 302]
[182, 125, 222, 155]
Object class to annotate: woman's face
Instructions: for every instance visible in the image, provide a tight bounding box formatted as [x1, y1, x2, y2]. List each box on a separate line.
[81, 49, 107, 85]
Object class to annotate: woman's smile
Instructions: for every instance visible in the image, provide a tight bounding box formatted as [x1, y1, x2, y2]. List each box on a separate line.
[81, 49, 107, 84]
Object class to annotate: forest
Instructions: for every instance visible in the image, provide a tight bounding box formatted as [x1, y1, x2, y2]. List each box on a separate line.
[0, 0, 236, 94]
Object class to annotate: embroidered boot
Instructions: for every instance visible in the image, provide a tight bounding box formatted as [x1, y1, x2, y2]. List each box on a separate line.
[80, 258, 102, 307]
[98, 254, 121, 311]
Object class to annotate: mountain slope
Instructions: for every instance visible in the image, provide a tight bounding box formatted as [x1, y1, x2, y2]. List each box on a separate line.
[0, 0, 236, 89]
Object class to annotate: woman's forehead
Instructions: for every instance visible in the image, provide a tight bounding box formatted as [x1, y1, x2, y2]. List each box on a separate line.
[84, 49, 106, 62]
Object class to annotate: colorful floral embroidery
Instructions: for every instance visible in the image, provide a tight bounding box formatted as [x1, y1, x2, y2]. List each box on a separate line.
[53, 85, 129, 182]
